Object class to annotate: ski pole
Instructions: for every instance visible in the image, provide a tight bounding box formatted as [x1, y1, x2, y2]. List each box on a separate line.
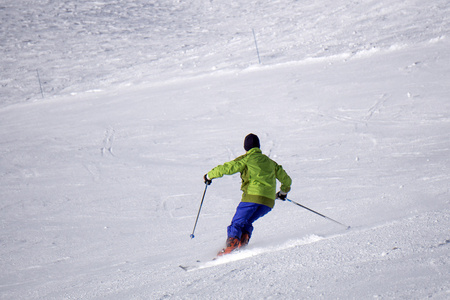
[190, 184, 208, 239]
[285, 198, 350, 229]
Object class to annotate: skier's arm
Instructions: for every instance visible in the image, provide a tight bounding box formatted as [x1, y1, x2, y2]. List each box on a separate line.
[208, 157, 246, 180]
[275, 164, 292, 193]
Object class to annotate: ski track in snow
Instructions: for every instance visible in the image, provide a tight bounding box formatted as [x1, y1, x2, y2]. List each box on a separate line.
[101, 126, 116, 157]
[0, 0, 450, 299]
[182, 234, 327, 271]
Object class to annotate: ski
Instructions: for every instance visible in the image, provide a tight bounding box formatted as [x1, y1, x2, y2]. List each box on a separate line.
[179, 250, 245, 272]
[179, 264, 194, 271]
[179, 259, 204, 271]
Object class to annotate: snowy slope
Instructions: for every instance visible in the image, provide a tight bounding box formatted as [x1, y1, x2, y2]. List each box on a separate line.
[1, 0, 449, 299]
[1, 0, 449, 106]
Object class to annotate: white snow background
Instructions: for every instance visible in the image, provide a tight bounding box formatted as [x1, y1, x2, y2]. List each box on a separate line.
[1, 0, 449, 298]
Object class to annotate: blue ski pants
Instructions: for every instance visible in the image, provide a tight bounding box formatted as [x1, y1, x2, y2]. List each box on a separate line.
[227, 202, 272, 240]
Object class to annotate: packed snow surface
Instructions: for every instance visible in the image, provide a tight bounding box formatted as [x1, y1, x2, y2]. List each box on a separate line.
[1, 0, 449, 299]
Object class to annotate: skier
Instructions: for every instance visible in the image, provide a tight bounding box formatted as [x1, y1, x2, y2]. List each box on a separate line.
[204, 133, 292, 256]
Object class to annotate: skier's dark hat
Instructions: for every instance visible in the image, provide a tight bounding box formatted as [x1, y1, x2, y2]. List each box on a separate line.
[244, 133, 260, 151]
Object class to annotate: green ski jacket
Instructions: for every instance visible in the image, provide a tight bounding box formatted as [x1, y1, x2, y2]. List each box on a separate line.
[207, 148, 292, 208]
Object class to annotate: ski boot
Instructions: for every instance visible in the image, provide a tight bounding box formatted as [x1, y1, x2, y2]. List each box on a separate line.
[217, 237, 240, 257]
[239, 232, 250, 249]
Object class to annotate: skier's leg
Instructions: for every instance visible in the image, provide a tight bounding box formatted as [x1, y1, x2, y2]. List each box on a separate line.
[242, 204, 271, 242]
[227, 202, 260, 239]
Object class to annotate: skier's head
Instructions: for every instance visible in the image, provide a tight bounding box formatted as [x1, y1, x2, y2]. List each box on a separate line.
[244, 133, 260, 151]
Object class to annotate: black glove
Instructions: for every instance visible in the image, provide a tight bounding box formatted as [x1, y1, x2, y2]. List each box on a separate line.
[276, 191, 287, 200]
[204, 174, 212, 185]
